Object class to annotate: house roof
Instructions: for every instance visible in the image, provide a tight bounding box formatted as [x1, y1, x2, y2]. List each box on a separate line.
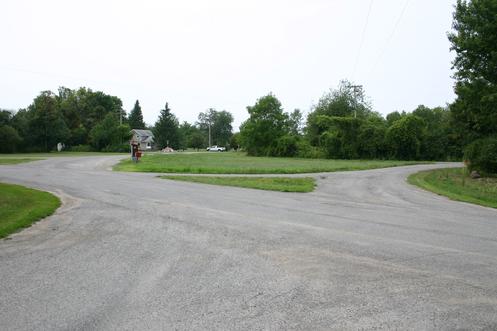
[131, 129, 154, 143]
[132, 129, 154, 137]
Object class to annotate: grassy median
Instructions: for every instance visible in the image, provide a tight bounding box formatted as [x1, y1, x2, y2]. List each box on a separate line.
[408, 168, 497, 209]
[0, 183, 61, 239]
[161, 175, 316, 192]
[115, 152, 422, 174]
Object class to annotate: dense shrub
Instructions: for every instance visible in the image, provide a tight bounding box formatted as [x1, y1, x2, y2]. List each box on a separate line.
[464, 137, 497, 174]
[273, 135, 298, 157]
[296, 140, 326, 159]
[385, 115, 425, 160]
[0, 125, 22, 153]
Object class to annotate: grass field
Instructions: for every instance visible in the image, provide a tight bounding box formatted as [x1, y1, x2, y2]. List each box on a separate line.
[0, 182, 61, 239]
[115, 152, 423, 174]
[408, 168, 497, 209]
[0, 152, 127, 165]
[0, 158, 43, 165]
[161, 175, 316, 192]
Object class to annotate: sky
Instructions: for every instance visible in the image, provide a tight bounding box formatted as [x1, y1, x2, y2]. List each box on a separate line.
[1, 0, 457, 130]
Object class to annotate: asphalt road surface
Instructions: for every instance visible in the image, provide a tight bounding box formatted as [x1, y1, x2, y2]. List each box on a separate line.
[1, 156, 497, 330]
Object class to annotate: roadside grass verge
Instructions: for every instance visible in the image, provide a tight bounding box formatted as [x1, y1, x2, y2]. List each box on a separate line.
[115, 152, 424, 174]
[161, 175, 316, 192]
[0, 158, 43, 165]
[0, 183, 61, 239]
[0, 152, 127, 165]
[408, 168, 497, 209]
[0, 152, 126, 158]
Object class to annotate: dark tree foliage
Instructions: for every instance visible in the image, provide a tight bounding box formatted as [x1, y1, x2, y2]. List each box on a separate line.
[89, 113, 131, 151]
[197, 109, 234, 146]
[240, 94, 289, 156]
[386, 115, 426, 160]
[27, 91, 70, 152]
[153, 102, 180, 149]
[307, 80, 373, 146]
[128, 100, 146, 129]
[464, 137, 497, 174]
[0, 125, 22, 153]
[448, 0, 497, 142]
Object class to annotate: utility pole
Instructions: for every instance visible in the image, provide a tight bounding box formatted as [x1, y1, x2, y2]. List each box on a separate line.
[208, 122, 212, 147]
[350, 85, 363, 118]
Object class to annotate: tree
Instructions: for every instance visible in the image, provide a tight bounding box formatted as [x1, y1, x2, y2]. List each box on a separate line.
[0, 125, 22, 153]
[385, 115, 426, 160]
[189, 132, 205, 150]
[197, 108, 234, 146]
[89, 113, 131, 151]
[448, 0, 497, 142]
[307, 80, 373, 146]
[27, 91, 70, 152]
[128, 100, 146, 129]
[239, 94, 289, 156]
[288, 109, 304, 136]
[153, 102, 180, 149]
[230, 132, 241, 151]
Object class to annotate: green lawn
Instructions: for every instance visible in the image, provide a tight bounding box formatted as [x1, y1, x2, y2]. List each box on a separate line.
[0, 152, 127, 165]
[0, 182, 61, 239]
[408, 168, 497, 209]
[0, 158, 43, 165]
[115, 152, 423, 174]
[161, 175, 316, 192]
[0, 152, 126, 158]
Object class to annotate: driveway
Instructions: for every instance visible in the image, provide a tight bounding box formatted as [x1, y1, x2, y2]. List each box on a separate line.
[1, 156, 496, 330]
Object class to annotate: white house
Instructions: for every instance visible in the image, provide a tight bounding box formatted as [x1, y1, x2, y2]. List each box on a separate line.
[131, 129, 154, 150]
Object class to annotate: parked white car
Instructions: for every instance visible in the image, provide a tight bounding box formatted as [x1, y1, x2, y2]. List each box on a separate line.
[206, 145, 226, 152]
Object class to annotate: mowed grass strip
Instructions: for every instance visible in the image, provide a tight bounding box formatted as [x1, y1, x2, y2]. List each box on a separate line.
[0, 158, 43, 165]
[408, 168, 497, 209]
[115, 152, 423, 174]
[161, 175, 316, 192]
[0, 183, 61, 239]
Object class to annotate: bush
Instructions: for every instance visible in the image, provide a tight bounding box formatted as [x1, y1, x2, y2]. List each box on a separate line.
[67, 144, 92, 152]
[464, 137, 497, 174]
[296, 140, 326, 159]
[273, 135, 298, 157]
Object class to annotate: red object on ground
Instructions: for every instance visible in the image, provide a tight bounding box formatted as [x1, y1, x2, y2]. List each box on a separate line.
[136, 151, 142, 158]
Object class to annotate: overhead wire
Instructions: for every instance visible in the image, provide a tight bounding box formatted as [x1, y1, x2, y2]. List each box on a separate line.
[352, 0, 374, 81]
[368, 0, 410, 77]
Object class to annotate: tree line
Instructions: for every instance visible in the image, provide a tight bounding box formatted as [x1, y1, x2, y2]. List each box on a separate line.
[0, 0, 494, 172]
[0, 87, 235, 153]
[238, 81, 461, 161]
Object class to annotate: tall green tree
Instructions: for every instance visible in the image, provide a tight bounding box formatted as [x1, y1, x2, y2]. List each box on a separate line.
[386, 115, 426, 160]
[197, 109, 234, 146]
[153, 102, 180, 149]
[27, 91, 70, 152]
[306, 80, 373, 146]
[448, 0, 497, 142]
[128, 100, 146, 129]
[239, 94, 289, 156]
[89, 113, 131, 151]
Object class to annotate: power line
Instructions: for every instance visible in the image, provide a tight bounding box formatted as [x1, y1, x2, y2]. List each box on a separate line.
[368, 0, 410, 76]
[352, 0, 374, 81]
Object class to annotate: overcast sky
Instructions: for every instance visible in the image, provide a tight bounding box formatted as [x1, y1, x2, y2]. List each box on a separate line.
[1, 0, 457, 129]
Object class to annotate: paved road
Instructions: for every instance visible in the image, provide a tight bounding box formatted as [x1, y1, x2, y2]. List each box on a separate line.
[1, 156, 497, 330]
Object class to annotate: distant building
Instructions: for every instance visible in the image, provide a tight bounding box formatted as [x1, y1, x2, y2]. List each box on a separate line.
[131, 129, 154, 150]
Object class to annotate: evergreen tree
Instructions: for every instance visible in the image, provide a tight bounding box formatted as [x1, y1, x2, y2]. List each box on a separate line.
[128, 100, 146, 129]
[153, 102, 180, 149]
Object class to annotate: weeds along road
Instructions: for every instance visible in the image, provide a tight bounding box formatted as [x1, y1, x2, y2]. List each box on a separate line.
[1, 156, 497, 330]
